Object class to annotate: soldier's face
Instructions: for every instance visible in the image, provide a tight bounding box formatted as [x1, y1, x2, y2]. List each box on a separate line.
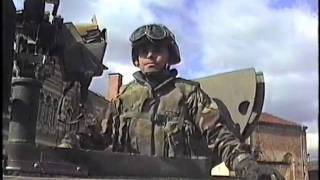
[136, 42, 169, 73]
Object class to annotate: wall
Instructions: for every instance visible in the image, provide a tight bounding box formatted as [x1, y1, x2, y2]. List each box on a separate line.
[251, 123, 308, 180]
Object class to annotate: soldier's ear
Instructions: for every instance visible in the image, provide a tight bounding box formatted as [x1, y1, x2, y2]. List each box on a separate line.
[134, 60, 139, 67]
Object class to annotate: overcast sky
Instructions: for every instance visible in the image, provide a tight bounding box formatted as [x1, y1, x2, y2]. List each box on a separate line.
[14, 0, 319, 160]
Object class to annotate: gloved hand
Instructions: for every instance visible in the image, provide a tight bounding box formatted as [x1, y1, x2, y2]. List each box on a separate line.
[234, 156, 285, 180]
[58, 128, 106, 150]
[58, 133, 81, 149]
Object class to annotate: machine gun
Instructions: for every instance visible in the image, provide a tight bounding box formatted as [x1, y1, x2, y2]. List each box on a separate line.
[2, 0, 112, 178]
[5, 0, 107, 138]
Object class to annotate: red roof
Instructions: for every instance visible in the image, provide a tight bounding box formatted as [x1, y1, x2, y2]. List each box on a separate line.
[259, 112, 303, 127]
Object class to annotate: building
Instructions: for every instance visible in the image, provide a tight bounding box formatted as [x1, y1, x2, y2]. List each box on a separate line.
[251, 113, 309, 180]
[210, 112, 309, 180]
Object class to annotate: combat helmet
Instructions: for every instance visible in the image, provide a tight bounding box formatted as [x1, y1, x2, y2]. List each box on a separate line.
[130, 24, 181, 65]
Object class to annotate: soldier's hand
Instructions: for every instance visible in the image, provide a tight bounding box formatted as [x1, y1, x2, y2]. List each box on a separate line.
[235, 158, 285, 180]
[58, 133, 81, 149]
[58, 129, 106, 150]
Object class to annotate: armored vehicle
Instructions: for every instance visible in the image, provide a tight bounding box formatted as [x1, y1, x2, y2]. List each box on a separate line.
[3, 0, 264, 179]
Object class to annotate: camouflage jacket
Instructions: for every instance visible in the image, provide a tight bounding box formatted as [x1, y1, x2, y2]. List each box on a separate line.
[99, 70, 250, 170]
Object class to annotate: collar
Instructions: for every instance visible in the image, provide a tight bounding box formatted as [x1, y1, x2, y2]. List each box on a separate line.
[133, 69, 178, 91]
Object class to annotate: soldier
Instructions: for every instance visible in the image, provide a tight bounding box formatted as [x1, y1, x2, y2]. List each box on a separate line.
[60, 24, 284, 180]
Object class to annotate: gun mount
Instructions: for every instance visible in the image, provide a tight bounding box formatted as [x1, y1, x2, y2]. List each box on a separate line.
[196, 68, 265, 142]
[3, 0, 16, 114]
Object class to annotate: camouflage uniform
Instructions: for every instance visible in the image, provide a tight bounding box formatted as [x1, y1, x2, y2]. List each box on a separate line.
[102, 69, 250, 170]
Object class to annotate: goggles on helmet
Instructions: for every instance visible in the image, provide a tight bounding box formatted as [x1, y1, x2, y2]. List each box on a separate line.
[130, 24, 175, 43]
[130, 24, 181, 65]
